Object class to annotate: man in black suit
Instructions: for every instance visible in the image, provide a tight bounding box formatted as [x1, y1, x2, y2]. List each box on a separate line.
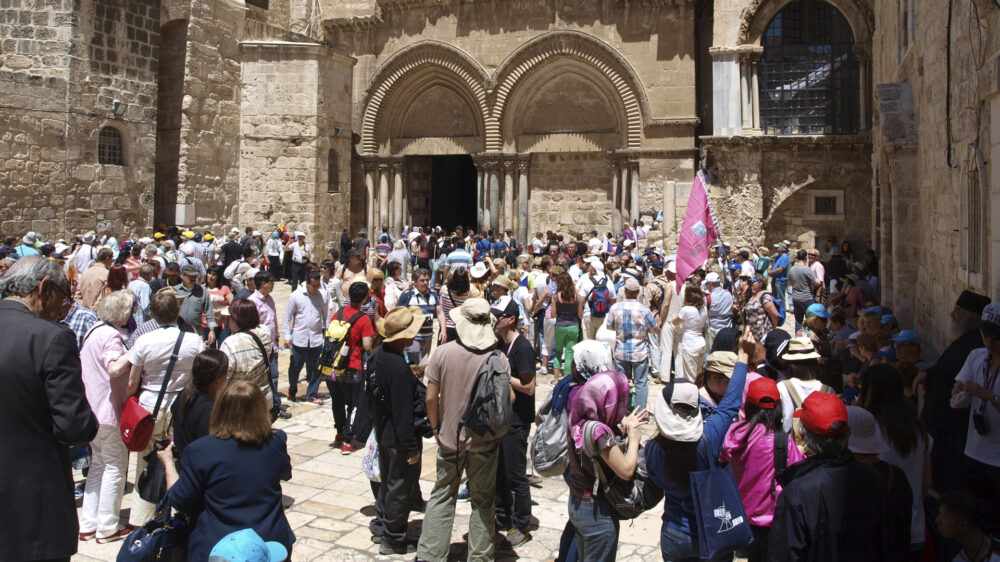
[0, 256, 99, 561]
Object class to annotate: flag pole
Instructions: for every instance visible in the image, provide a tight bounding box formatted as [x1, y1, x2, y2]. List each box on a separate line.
[699, 169, 731, 288]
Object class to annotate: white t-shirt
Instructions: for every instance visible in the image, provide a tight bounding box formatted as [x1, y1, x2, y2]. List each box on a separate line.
[778, 379, 833, 433]
[678, 305, 707, 350]
[740, 260, 757, 278]
[878, 425, 932, 547]
[128, 326, 206, 410]
[953, 348, 1000, 467]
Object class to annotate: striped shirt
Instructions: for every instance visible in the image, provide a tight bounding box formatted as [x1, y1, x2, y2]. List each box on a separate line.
[439, 286, 467, 330]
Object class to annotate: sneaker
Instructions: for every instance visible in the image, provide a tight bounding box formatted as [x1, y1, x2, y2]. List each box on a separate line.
[504, 528, 530, 547]
[277, 410, 292, 420]
[340, 443, 357, 455]
[330, 433, 345, 449]
[457, 484, 471, 502]
[307, 397, 324, 405]
[539, 365, 548, 375]
[379, 540, 417, 555]
[78, 531, 96, 542]
[96, 527, 133, 544]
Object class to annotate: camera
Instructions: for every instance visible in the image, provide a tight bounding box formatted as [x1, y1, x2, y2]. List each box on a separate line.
[973, 411, 990, 435]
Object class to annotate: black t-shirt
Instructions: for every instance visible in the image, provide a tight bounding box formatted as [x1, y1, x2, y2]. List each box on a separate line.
[220, 240, 243, 269]
[170, 390, 214, 459]
[502, 334, 536, 427]
[353, 237, 370, 254]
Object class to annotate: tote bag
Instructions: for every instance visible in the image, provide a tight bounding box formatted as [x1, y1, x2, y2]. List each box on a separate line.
[689, 463, 754, 558]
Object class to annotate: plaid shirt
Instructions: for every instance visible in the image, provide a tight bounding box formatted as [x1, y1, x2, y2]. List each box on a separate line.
[604, 299, 656, 363]
[61, 302, 99, 350]
[219, 326, 273, 395]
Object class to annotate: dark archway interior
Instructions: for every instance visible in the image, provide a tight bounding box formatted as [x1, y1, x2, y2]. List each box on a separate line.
[429, 155, 477, 232]
[154, 20, 187, 227]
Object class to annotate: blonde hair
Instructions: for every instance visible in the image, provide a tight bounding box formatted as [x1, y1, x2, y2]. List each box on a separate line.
[366, 268, 384, 283]
[209, 381, 272, 446]
[97, 290, 134, 325]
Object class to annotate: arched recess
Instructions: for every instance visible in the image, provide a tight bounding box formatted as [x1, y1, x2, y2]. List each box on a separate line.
[490, 30, 648, 151]
[358, 41, 490, 155]
[503, 59, 627, 153]
[739, 0, 874, 45]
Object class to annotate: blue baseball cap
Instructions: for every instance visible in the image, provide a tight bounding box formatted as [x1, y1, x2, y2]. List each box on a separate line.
[861, 306, 882, 315]
[806, 303, 832, 318]
[209, 529, 287, 562]
[729, 263, 742, 270]
[881, 314, 896, 326]
[891, 330, 919, 344]
[875, 348, 898, 362]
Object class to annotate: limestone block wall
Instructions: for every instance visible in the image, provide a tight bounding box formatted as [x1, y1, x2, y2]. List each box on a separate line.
[0, 0, 159, 239]
[871, 0, 998, 357]
[529, 152, 614, 235]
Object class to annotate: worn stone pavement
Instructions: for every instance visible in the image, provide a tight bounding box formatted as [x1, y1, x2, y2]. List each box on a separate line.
[72, 280, 704, 561]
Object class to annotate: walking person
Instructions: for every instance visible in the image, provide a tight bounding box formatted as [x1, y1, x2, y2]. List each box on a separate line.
[287, 231, 312, 291]
[416, 299, 511, 562]
[605, 276, 659, 409]
[283, 271, 329, 404]
[788, 250, 821, 332]
[266, 232, 284, 281]
[552, 271, 583, 380]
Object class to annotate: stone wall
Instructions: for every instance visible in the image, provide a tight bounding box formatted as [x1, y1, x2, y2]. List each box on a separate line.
[871, 0, 999, 357]
[529, 152, 614, 236]
[0, 0, 159, 239]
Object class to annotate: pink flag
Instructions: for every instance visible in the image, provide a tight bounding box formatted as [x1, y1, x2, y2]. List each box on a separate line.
[675, 171, 718, 292]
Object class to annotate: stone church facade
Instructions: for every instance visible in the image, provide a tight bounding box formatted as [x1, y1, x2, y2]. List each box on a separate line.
[1, 0, 998, 347]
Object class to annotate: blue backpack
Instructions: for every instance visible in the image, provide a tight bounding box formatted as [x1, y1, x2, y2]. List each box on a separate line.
[767, 292, 786, 324]
[586, 276, 612, 318]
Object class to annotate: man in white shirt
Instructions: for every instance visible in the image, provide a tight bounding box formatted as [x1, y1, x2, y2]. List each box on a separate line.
[283, 271, 329, 404]
[739, 250, 756, 279]
[75, 232, 98, 274]
[287, 231, 312, 292]
[587, 230, 602, 252]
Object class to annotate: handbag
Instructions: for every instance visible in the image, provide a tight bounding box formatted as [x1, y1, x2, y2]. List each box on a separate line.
[121, 329, 187, 452]
[116, 494, 190, 562]
[689, 463, 754, 558]
[243, 329, 280, 422]
[137, 448, 168, 503]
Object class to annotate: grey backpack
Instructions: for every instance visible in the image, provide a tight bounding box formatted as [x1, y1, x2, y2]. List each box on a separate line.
[458, 349, 512, 442]
[581, 420, 663, 519]
[530, 389, 569, 477]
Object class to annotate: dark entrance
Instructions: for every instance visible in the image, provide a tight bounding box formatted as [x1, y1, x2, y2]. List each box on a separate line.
[430, 155, 477, 232]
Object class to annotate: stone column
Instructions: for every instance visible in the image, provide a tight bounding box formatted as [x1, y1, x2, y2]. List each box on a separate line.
[739, 50, 763, 133]
[489, 167, 500, 233]
[378, 161, 390, 230]
[610, 156, 622, 233]
[854, 43, 872, 132]
[363, 157, 378, 237]
[619, 161, 630, 226]
[392, 159, 404, 236]
[476, 168, 485, 228]
[627, 159, 639, 225]
[517, 157, 530, 243]
[662, 180, 677, 240]
[503, 159, 515, 232]
[708, 47, 742, 136]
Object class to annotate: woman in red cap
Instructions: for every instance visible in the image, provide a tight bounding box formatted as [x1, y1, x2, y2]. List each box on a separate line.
[720, 377, 805, 562]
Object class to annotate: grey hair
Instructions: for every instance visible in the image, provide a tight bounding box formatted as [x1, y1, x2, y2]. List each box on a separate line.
[0, 256, 67, 298]
[96, 290, 134, 325]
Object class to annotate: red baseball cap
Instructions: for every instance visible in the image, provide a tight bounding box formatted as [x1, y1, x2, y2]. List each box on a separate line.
[793, 392, 848, 436]
[747, 378, 780, 409]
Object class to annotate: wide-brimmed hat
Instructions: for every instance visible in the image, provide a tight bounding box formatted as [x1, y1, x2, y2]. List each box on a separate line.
[452, 298, 497, 351]
[783, 337, 821, 361]
[81, 231, 96, 243]
[469, 262, 489, 279]
[846, 406, 889, 455]
[654, 381, 703, 442]
[704, 351, 738, 378]
[378, 306, 425, 343]
[492, 274, 515, 293]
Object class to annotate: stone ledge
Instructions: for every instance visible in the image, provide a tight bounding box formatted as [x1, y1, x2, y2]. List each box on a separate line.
[701, 134, 872, 151]
[239, 40, 356, 65]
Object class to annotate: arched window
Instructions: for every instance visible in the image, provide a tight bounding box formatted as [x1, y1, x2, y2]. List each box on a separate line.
[98, 126, 124, 165]
[759, 0, 860, 135]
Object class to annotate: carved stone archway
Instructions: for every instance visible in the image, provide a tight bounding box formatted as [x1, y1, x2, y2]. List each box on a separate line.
[738, 0, 874, 45]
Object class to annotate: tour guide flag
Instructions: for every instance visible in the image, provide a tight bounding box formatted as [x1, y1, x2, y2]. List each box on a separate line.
[676, 170, 719, 292]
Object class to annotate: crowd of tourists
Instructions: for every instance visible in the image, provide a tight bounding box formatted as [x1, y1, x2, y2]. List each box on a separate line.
[0, 222, 998, 562]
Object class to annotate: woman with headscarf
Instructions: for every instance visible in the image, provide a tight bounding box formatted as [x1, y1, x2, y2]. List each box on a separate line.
[266, 232, 283, 281]
[565, 369, 648, 561]
[386, 239, 411, 281]
[646, 328, 753, 561]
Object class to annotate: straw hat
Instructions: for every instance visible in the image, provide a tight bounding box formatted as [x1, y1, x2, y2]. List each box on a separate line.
[378, 306, 425, 343]
[783, 337, 822, 361]
[452, 298, 497, 351]
[704, 351, 738, 378]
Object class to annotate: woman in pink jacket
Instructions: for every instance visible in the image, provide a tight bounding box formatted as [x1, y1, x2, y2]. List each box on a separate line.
[719, 377, 805, 562]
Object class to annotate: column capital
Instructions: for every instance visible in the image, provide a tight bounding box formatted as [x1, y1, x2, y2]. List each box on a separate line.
[361, 154, 380, 171]
[852, 41, 872, 60]
[516, 157, 530, 173]
[472, 152, 504, 171]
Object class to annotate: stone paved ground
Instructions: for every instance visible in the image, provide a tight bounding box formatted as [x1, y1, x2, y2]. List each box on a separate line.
[73, 279, 762, 561]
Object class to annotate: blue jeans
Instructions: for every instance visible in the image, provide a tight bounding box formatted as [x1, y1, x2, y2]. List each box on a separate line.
[615, 358, 650, 410]
[661, 524, 734, 562]
[288, 344, 321, 399]
[771, 278, 787, 314]
[269, 352, 280, 409]
[568, 494, 619, 562]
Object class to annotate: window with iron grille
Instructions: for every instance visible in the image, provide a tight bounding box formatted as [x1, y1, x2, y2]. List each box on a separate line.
[759, 0, 860, 135]
[814, 196, 838, 215]
[98, 126, 124, 165]
[964, 168, 983, 273]
[327, 149, 339, 193]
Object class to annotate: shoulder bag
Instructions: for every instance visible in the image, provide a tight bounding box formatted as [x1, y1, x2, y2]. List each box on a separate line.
[243, 328, 281, 422]
[121, 328, 186, 452]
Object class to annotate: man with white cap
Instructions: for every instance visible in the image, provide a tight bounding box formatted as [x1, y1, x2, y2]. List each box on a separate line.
[176, 264, 217, 346]
[14, 231, 40, 259]
[176, 241, 206, 283]
[705, 271, 734, 334]
[605, 276, 658, 409]
[286, 231, 311, 292]
[75, 231, 98, 274]
[577, 255, 613, 341]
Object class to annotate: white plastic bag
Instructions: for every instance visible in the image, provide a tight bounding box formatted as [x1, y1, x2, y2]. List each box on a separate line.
[362, 429, 380, 482]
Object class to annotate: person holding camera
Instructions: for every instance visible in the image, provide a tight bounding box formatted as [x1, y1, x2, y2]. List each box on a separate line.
[952, 302, 1000, 534]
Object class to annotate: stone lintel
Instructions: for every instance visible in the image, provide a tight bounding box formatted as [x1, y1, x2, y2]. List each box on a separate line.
[238, 40, 357, 65]
[708, 45, 764, 59]
[701, 135, 872, 152]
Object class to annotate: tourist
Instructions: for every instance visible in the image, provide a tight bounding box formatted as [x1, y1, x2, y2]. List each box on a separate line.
[807, 249, 825, 288]
[705, 271, 734, 333]
[319, 259, 345, 316]
[205, 265, 233, 345]
[220, 228, 244, 270]
[605, 276, 658, 408]
[287, 231, 311, 291]
[417, 298, 511, 562]
[720, 376, 806, 562]
[78, 290, 134, 544]
[552, 271, 582, 380]
[248, 271, 286, 418]
[220, 299, 274, 402]
[125, 286, 205, 527]
[492, 295, 537, 547]
[266, 232, 284, 281]
[396, 268, 446, 364]
[340, 248, 367, 286]
[384, 261, 408, 311]
[283, 271, 329, 404]
[777, 338, 834, 432]
[859, 364, 932, 557]
[170, 349, 228, 458]
[74, 231, 98, 273]
[367, 267, 388, 322]
[353, 228, 370, 263]
[75, 247, 113, 309]
[769, 244, 789, 313]
[0, 257, 99, 561]
[578, 255, 613, 341]
[328, 282, 374, 455]
[768, 392, 887, 561]
[788, 250, 821, 331]
[659, 261, 683, 379]
[744, 278, 780, 343]
[933, 490, 1000, 562]
[157, 381, 295, 561]
[370, 305, 425, 555]
[177, 264, 217, 347]
[128, 263, 154, 326]
[673, 285, 708, 382]
[646, 329, 751, 560]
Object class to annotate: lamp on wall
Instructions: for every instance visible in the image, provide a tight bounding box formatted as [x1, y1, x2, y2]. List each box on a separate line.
[112, 100, 127, 118]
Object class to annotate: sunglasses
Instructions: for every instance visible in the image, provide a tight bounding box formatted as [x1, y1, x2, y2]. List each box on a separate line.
[49, 281, 73, 308]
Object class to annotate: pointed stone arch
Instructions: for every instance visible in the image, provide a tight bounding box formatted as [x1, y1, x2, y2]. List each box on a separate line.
[358, 41, 491, 155]
[738, 0, 874, 45]
[489, 30, 648, 152]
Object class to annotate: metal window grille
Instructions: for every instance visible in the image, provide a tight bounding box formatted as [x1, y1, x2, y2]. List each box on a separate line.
[327, 149, 339, 193]
[759, 0, 860, 135]
[814, 195, 838, 215]
[98, 126, 124, 165]
[967, 169, 982, 273]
